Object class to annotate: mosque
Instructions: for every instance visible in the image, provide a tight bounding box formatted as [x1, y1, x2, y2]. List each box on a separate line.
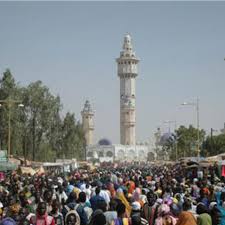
[81, 34, 156, 163]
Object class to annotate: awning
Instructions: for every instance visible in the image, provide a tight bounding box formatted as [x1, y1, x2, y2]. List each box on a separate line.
[0, 162, 17, 171]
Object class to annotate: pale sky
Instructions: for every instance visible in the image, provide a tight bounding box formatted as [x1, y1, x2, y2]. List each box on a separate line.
[0, 1, 225, 144]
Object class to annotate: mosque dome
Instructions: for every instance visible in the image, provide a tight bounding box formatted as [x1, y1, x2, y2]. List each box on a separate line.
[98, 138, 112, 146]
[159, 132, 175, 145]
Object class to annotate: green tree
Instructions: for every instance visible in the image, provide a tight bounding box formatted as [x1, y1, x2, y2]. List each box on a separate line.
[62, 113, 85, 160]
[22, 81, 62, 161]
[176, 125, 205, 158]
[0, 69, 23, 155]
[0, 69, 86, 162]
[202, 134, 225, 156]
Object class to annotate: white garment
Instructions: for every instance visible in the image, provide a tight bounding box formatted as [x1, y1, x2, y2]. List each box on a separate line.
[85, 188, 92, 200]
[99, 190, 110, 205]
[57, 191, 68, 203]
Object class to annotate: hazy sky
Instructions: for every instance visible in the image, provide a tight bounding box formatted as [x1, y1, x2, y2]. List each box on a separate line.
[0, 1, 225, 143]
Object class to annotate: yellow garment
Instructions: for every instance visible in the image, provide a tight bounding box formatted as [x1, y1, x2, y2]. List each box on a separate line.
[173, 198, 178, 204]
[73, 187, 80, 196]
[25, 192, 31, 198]
[155, 189, 162, 197]
[116, 192, 132, 215]
[111, 218, 129, 225]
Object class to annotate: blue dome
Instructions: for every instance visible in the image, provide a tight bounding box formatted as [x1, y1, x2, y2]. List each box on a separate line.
[98, 138, 112, 146]
[160, 132, 175, 145]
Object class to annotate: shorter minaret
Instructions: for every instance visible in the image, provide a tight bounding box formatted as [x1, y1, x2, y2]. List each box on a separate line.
[81, 100, 94, 146]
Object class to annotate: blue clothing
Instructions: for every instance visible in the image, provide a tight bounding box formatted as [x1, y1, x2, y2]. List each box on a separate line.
[217, 205, 225, 225]
[90, 194, 105, 211]
[66, 185, 74, 194]
[215, 191, 225, 225]
[76, 204, 88, 225]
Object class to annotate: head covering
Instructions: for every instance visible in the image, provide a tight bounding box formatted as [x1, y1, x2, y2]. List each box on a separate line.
[158, 204, 170, 216]
[133, 188, 141, 201]
[73, 187, 80, 196]
[209, 202, 217, 210]
[67, 185, 75, 194]
[116, 188, 132, 215]
[131, 201, 141, 211]
[0, 218, 16, 225]
[65, 210, 80, 225]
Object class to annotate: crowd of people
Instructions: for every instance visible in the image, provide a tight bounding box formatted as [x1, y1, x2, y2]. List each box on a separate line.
[0, 162, 224, 225]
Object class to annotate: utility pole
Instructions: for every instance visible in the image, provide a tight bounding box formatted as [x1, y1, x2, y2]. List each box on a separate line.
[210, 128, 217, 155]
[211, 128, 213, 154]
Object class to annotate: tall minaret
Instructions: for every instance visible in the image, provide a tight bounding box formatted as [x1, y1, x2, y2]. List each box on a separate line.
[81, 100, 94, 146]
[116, 34, 139, 145]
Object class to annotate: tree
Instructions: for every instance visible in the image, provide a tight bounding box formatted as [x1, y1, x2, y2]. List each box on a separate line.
[0, 69, 86, 162]
[61, 113, 85, 160]
[202, 134, 225, 156]
[175, 125, 205, 158]
[0, 69, 22, 154]
[23, 81, 62, 161]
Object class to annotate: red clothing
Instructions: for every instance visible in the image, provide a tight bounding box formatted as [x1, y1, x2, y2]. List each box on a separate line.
[126, 181, 135, 194]
[30, 213, 55, 225]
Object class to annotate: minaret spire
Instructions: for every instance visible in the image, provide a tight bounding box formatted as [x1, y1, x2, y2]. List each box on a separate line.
[81, 100, 94, 146]
[116, 34, 139, 145]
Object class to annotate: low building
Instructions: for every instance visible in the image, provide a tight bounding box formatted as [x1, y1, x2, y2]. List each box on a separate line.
[86, 139, 155, 163]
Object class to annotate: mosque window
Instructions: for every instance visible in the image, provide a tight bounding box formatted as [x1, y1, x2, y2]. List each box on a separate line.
[126, 54, 129, 57]
[99, 152, 104, 157]
[128, 61, 131, 64]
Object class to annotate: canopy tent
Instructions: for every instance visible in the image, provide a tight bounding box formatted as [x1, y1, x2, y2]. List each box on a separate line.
[18, 166, 36, 175]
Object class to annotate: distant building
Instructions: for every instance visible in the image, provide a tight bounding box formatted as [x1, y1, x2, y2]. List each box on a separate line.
[81, 100, 94, 146]
[86, 139, 153, 163]
[82, 34, 156, 162]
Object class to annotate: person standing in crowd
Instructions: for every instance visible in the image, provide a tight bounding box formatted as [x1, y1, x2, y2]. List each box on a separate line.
[130, 202, 148, 225]
[65, 210, 80, 225]
[75, 192, 90, 225]
[176, 199, 197, 225]
[104, 199, 118, 225]
[196, 203, 212, 225]
[30, 202, 55, 225]
[142, 190, 157, 225]
[50, 200, 64, 225]
[90, 187, 105, 211]
[89, 209, 106, 225]
[111, 203, 129, 225]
